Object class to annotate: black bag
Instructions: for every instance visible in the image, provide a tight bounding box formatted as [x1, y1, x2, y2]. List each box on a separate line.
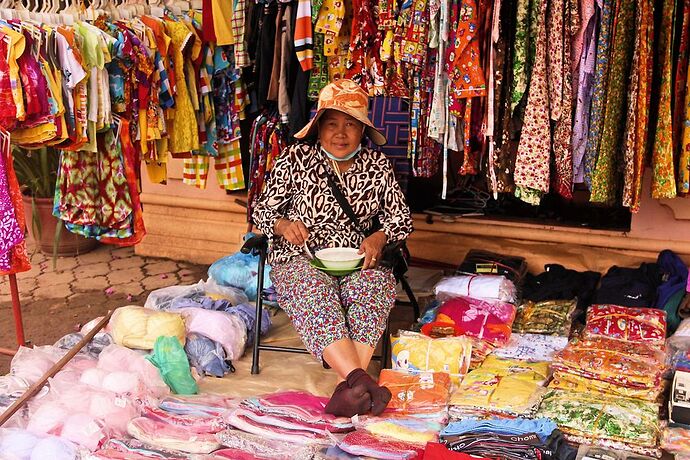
[326, 173, 409, 277]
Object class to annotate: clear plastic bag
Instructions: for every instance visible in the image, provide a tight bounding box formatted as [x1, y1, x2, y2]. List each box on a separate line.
[434, 275, 517, 303]
[207, 249, 272, 301]
[144, 280, 248, 311]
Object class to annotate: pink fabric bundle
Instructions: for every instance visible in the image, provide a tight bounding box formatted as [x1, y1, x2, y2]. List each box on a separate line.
[93, 438, 187, 459]
[437, 296, 517, 346]
[127, 416, 221, 454]
[142, 403, 227, 434]
[338, 430, 424, 459]
[226, 408, 333, 445]
[96, 345, 169, 397]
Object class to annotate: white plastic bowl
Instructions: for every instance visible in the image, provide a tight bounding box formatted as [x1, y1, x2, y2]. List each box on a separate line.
[315, 247, 364, 270]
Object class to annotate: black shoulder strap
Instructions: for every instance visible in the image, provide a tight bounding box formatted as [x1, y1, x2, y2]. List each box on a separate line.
[326, 173, 365, 234]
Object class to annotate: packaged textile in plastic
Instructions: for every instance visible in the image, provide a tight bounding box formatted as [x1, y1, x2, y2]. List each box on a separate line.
[10, 346, 62, 384]
[176, 307, 247, 361]
[552, 336, 665, 390]
[54, 332, 113, 358]
[661, 425, 690, 455]
[354, 416, 441, 445]
[159, 394, 241, 418]
[449, 356, 550, 418]
[337, 430, 423, 459]
[436, 296, 516, 346]
[241, 391, 354, 432]
[391, 331, 472, 383]
[97, 344, 169, 397]
[549, 371, 665, 401]
[184, 333, 231, 377]
[92, 438, 188, 459]
[208, 247, 273, 301]
[0, 428, 78, 460]
[378, 369, 451, 412]
[146, 336, 198, 395]
[536, 389, 660, 451]
[493, 333, 569, 362]
[434, 275, 516, 303]
[144, 279, 249, 311]
[109, 305, 186, 350]
[669, 318, 690, 350]
[576, 444, 658, 460]
[226, 408, 334, 445]
[127, 416, 221, 454]
[212, 431, 318, 460]
[512, 299, 577, 336]
[442, 417, 557, 441]
[142, 402, 227, 434]
[583, 304, 667, 347]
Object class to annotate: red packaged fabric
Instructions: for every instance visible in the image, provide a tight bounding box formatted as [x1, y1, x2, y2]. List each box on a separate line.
[423, 442, 497, 460]
[437, 296, 516, 346]
[584, 304, 667, 346]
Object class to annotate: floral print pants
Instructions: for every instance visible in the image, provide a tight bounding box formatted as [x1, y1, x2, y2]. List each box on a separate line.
[270, 256, 397, 361]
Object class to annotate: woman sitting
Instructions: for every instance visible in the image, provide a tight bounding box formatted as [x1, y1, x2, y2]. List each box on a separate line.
[252, 80, 413, 417]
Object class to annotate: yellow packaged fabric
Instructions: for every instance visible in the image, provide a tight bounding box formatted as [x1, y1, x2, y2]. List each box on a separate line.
[549, 371, 664, 401]
[449, 356, 550, 416]
[110, 305, 186, 350]
[391, 331, 472, 383]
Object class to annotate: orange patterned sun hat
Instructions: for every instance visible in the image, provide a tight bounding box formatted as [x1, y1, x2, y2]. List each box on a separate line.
[294, 79, 387, 145]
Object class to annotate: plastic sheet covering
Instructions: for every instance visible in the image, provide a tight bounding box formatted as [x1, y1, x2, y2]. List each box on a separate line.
[144, 279, 249, 311]
[109, 305, 186, 350]
[176, 307, 247, 361]
[536, 389, 660, 449]
[434, 275, 517, 303]
[0, 428, 78, 460]
[215, 428, 319, 459]
[512, 299, 577, 336]
[127, 416, 221, 454]
[378, 369, 451, 412]
[391, 331, 472, 383]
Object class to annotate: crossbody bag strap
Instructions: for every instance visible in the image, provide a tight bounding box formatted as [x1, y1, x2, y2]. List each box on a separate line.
[326, 172, 366, 234]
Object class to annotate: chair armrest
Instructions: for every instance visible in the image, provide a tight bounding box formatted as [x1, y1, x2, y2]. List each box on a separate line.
[241, 234, 269, 255]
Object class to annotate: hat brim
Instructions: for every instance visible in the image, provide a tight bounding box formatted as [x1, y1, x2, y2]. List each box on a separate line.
[294, 108, 388, 146]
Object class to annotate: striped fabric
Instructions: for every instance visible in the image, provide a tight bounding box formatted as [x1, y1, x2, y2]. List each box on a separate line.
[294, 0, 314, 71]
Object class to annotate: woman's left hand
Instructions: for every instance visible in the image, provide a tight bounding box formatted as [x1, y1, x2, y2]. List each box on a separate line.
[359, 231, 387, 269]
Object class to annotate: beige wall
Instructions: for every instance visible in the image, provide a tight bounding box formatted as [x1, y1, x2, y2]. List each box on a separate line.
[136, 163, 690, 272]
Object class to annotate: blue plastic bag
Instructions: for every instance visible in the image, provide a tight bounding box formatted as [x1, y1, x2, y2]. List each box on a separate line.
[208, 234, 272, 300]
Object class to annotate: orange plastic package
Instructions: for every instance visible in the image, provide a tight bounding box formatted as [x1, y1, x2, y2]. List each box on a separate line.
[378, 369, 452, 412]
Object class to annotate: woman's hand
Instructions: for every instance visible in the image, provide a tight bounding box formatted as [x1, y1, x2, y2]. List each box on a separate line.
[274, 219, 310, 245]
[359, 231, 387, 269]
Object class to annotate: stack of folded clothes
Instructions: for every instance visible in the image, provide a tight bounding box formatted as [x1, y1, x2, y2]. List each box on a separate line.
[448, 356, 550, 418]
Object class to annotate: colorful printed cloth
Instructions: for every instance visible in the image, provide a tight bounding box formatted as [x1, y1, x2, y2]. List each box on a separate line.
[512, 299, 576, 336]
[552, 336, 665, 390]
[338, 430, 423, 459]
[549, 371, 664, 401]
[537, 389, 660, 448]
[437, 296, 516, 346]
[493, 333, 568, 362]
[583, 304, 667, 346]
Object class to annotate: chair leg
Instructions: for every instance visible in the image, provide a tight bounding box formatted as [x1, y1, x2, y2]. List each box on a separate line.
[251, 247, 267, 375]
[399, 276, 420, 321]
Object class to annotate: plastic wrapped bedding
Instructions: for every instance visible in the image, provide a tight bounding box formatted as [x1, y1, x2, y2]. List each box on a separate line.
[378, 370, 451, 412]
[391, 331, 472, 383]
[109, 305, 186, 350]
[536, 389, 660, 449]
[512, 299, 577, 336]
[0, 429, 78, 460]
[176, 307, 247, 361]
[337, 430, 423, 459]
[184, 333, 231, 377]
[493, 333, 568, 362]
[127, 416, 221, 454]
[215, 429, 319, 459]
[434, 275, 516, 303]
[583, 304, 667, 347]
[437, 296, 517, 346]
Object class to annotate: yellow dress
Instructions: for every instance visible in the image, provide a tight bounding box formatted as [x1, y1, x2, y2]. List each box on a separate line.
[164, 20, 199, 154]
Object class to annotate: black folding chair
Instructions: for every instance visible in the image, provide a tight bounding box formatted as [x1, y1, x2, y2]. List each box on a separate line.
[241, 234, 420, 375]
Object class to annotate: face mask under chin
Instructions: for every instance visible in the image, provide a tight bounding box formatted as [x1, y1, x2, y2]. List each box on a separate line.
[321, 144, 362, 162]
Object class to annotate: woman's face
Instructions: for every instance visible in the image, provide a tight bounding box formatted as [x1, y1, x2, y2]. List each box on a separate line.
[318, 110, 365, 158]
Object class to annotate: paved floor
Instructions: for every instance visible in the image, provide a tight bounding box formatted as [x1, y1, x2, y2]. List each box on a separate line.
[0, 242, 208, 372]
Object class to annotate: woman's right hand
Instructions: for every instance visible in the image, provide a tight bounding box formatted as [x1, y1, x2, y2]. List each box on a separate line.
[274, 219, 310, 246]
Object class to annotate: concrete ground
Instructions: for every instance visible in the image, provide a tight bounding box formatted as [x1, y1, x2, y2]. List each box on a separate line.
[0, 242, 208, 373]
